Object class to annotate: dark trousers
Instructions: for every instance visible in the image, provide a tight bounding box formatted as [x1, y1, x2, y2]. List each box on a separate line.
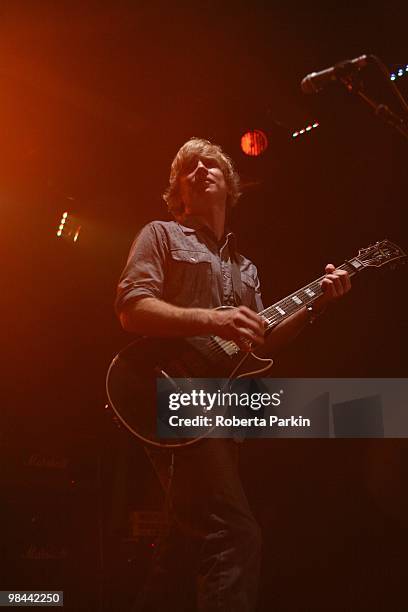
[136, 439, 261, 612]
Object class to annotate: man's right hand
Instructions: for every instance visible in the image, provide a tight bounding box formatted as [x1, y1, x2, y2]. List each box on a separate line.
[209, 306, 266, 351]
[120, 298, 266, 349]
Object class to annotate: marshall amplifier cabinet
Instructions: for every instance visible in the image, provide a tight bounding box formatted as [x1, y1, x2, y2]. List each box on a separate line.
[1, 433, 101, 611]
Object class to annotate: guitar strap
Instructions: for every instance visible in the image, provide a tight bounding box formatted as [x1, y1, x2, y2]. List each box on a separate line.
[229, 234, 243, 307]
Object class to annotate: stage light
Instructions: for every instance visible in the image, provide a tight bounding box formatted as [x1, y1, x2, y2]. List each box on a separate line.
[56, 212, 81, 243]
[390, 65, 408, 81]
[292, 121, 319, 139]
[240, 130, 268, 156]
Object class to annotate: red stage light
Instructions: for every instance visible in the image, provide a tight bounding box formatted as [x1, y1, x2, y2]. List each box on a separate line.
[241, 130, 268, 156]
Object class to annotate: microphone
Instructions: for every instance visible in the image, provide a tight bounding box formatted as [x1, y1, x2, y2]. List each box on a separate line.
[301, 55, 370, 94]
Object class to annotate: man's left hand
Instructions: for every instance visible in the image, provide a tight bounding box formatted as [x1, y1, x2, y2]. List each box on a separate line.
[314, 264, 351, 312]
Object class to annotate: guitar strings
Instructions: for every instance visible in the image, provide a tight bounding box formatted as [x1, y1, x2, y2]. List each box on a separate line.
[205, 247, 405, 361]
[206, 263, 358, 361]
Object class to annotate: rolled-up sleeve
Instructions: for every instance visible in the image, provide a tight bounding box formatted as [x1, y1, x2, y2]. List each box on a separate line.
[114, 222, 168, 317]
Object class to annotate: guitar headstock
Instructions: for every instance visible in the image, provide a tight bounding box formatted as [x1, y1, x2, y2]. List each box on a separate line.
[355, 240, 407, 269]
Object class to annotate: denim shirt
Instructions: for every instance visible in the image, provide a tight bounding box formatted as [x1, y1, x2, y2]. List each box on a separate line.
[115, 218, 264, 316]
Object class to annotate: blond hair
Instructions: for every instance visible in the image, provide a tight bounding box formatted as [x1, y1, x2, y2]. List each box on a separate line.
[163, 137, 241, 217]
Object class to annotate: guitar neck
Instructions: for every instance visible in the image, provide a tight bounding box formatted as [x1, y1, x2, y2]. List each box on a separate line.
[260, 258, 364, 330]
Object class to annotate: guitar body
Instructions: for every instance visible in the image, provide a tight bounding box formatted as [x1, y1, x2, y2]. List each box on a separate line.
[106, 323, 274, 448]
[106, 241, 406, 448]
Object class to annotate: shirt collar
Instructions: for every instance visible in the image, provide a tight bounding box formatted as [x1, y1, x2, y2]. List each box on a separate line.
[177, 216, 201, 234]
[177, 215, 236, 248]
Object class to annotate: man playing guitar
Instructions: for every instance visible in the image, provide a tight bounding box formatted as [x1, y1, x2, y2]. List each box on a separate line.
[115, 137, 351, 611]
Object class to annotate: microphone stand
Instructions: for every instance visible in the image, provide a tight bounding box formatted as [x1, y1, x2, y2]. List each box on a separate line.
[336, 54, 408, 141]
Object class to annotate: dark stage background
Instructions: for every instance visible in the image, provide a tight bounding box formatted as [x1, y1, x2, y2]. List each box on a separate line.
[1, 2, 408, 610]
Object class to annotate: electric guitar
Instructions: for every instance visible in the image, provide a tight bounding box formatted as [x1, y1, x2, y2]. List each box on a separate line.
[106, 240, 406, 448]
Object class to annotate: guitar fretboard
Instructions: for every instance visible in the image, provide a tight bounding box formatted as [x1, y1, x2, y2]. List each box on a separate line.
[206, 239, 405, 359]
[260, 259, 362, 330]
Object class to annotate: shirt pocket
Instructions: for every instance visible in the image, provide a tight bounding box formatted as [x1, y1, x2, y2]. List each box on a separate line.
[241, 272, 256, 310]
[165, 249, 213, 307]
